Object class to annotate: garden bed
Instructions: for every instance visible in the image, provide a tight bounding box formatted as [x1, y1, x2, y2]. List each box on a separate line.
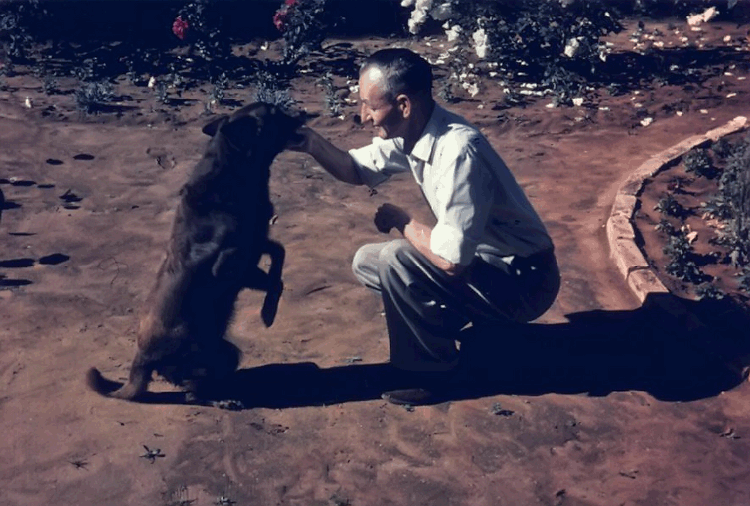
[635, 130, 750, 315]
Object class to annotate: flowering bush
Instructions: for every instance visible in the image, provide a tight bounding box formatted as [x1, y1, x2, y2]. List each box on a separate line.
[273, 0, 298, 32]
[273, 0, 334, 65]
[401, 0, 624, 104]
[0, 0, 46, 63]
[175, 0, 231, 70]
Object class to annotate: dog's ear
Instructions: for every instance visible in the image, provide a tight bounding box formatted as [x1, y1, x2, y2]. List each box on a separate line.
[202, 115, 230, 137]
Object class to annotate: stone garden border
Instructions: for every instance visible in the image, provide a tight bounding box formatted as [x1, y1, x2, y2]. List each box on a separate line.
[606, 115, 750, 377]
[606, 115, 749, 303]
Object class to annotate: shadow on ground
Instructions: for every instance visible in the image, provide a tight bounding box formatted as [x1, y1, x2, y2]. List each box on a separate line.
[134, 293, 750, 409]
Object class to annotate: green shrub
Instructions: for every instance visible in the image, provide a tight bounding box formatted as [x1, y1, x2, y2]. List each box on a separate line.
[695, 282, 724, 300]
[250, 70, 298, 111]
[317, 71, 343, 117]
[663, 230, 707, 283]
[713, 134, 750, 267]
[711, 138, 734, 159]
[75, 81, 115, 114]
[683, 147, 718, 179]
[0, 0, 45, 63]
[654, 192, 686, 218]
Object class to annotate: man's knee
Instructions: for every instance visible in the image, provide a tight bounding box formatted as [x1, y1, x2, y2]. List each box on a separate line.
[352, 241, 394, 290]
[377, 239, 410, 266]
[376, 239, 415, 286]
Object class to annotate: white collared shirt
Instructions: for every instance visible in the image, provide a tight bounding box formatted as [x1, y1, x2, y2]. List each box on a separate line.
[349, 104, 553, 266]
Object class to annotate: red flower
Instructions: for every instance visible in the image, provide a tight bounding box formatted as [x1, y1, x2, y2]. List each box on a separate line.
[273, 8, 289, 31]
[172, 16, 189, 40]
[273, 0, 298, 32]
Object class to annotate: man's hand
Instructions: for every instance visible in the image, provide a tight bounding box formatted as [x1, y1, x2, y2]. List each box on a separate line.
[285, 126, 313, 153]
[374, 203, 411, 234]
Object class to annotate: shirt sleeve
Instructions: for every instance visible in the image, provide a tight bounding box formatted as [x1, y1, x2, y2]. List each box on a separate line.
[429, 139, 495, 266]
[348, 137, 411, 188]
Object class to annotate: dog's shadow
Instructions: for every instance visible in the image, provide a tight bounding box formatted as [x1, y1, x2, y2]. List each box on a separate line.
[142, 292, 750, 409]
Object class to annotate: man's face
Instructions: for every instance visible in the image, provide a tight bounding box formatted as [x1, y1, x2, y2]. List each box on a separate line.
[358, 66, 407, 140]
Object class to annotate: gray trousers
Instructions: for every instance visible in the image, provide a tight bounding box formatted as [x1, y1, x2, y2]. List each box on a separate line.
[352, 239, 560, 372]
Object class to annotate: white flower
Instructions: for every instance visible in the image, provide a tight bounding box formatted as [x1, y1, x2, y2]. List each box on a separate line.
[687, 7, 718, 26]
[472, 26, 488, 47]
[467, 83, 480, 97]
[472, 27, 489, 59]
[640, 117, 654, 126]
[431, 1, 453, 20]
[445, 24, 462, 42]
[406, 0, 432, 34]
[572, 97, 583, 106]
[563, 37, 581, 58]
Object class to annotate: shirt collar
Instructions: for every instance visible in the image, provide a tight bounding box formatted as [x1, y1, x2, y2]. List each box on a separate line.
[408, 103, 444, 164]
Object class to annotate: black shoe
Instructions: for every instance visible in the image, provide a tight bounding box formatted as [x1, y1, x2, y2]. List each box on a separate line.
[381, 367, 455, 406]
[382, 387, 436, 406]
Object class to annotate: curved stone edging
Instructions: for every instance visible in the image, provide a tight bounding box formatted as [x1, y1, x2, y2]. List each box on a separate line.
[606, 115, 749, 304]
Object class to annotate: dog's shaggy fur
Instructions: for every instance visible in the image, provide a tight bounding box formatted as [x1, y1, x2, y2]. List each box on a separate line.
[87, 102, 304, 403]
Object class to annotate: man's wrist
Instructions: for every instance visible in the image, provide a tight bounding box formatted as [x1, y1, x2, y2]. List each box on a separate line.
[396, 214, 411, 234]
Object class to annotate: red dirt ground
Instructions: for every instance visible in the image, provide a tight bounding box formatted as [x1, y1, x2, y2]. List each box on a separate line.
[2, 19, 750, 506]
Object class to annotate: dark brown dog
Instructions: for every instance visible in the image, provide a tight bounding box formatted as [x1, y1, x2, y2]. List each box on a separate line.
[87, 102, 304, 404]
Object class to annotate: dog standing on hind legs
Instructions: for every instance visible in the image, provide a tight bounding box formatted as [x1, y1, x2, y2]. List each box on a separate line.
[87, 102, 305, 406]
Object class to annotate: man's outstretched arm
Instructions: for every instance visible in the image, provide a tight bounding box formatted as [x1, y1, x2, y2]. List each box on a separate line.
[288, 127, 363, 186]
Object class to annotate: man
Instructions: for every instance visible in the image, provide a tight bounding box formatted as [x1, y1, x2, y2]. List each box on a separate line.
[290, 48, 560, 405]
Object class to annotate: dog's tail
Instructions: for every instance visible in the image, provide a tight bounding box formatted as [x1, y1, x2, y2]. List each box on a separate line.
[86, 351, 152, 401]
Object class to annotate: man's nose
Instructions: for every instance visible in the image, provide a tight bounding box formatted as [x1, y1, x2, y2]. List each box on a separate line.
[360, 103, 371, 123]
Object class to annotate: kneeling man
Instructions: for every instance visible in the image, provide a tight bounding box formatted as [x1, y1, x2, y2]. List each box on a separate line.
[290, 48, 560, 405]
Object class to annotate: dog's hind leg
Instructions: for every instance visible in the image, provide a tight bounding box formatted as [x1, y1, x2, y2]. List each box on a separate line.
[253, 241, 285, 327]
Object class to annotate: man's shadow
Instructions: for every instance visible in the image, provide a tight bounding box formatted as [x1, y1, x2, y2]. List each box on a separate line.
[141, 292, 750, 408]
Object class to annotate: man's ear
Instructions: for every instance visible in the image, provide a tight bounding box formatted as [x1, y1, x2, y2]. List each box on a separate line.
[396, 94, 411, 119]
[202, 115, 229, 137]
